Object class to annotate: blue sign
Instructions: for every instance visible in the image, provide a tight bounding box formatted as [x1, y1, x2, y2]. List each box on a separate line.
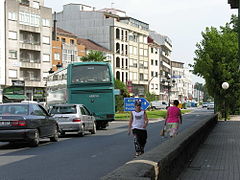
[124, 98, 150, 111]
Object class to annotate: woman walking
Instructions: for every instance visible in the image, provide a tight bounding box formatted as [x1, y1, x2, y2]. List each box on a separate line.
[128, 100, 149, 157]
[164, 100, 182, 137]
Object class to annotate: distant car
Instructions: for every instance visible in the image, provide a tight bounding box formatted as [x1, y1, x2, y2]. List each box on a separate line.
[202, 102, 209, 108]
[49, 104, 96, 136]
[0, 102, 59, 147]
[150, 101, 168, 110]
[207, 102, 214, 110]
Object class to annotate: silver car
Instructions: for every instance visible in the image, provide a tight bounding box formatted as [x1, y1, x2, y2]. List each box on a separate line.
[49, 104, 96, 136]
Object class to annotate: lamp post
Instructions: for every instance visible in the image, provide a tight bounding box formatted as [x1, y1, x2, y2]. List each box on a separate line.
[161, 75, 176, 107]
[222, 82, 229, 121]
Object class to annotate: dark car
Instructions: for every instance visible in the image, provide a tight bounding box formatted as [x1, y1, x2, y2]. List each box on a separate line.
[0, 102, 59, 147]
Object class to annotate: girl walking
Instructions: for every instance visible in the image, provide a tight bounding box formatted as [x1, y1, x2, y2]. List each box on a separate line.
[164, 100, 182, 137]
[128, 100, 149, 157]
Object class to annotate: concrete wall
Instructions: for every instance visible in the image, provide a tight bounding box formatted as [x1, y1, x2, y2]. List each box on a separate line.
[102, 114, 218, 180]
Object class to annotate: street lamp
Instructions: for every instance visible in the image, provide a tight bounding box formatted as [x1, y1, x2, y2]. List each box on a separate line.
[222, 82, 229, 121]
[161, 75, 176, 107]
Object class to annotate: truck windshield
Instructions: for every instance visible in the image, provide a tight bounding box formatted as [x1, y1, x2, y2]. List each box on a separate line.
[71, 65, 111, 83]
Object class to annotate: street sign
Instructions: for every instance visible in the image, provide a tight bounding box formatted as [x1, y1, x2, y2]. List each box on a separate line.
[124, 98, 150, 111]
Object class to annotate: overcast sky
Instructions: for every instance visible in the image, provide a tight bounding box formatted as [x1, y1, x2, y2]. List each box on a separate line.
[45, 0, 237, 83]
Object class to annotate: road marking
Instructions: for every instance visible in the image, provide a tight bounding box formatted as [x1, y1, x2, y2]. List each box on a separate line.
[0, 155, 35, 166]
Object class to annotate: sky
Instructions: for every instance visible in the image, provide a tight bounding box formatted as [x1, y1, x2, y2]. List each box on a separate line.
[45, 0, 237, 84]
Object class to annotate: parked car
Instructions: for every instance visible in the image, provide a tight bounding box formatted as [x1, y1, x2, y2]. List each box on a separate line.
[207, 102, 215, 110]
[0, 102, 59, 147]
[150, 101, 168, 110]
[49, 104, 96, 136]
[202, 102, 209, 108]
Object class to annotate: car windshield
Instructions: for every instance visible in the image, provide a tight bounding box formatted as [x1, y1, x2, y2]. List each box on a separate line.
[0, 104, 29, 115]
[50, 106, 77, 114]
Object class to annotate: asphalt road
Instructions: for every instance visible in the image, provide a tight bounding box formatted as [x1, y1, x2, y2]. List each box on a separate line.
[0, 108, 214, 180]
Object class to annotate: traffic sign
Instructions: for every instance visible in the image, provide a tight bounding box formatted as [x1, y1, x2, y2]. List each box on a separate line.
[124, 98, 150, 111]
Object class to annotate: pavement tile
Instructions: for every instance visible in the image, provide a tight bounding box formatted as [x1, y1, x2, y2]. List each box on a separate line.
[179, 116, 240, 180]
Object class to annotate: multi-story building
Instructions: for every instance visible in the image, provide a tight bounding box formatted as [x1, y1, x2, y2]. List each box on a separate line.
[55, 4, 150, 96]
[150, 31, 173, 101]
[147, 36, 160, 96]
[1, 0, 52, 102]
[52, 27, 85, 72]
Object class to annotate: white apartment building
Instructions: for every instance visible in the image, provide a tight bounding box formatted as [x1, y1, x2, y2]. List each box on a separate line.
[150, 31, 173, 101]
[55, 4, 149, 96]
[148, 37, 161, 96]
[0, 0, 52, 102]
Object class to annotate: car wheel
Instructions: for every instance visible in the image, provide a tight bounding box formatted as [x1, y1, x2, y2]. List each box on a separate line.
[50, 125, 59, 142]
[30, 129, 40, 147]
[78, 125, 85, 137]
[90, 122, 97, 134]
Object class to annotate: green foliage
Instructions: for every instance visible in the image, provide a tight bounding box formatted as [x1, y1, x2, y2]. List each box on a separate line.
[190, 15, 240, 115]
[81, 50, 107, 62]
[144, 91, 157, 102]
[114, 79, 129, 112]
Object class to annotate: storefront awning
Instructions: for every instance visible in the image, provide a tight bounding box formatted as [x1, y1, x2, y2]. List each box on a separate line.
[4, 95, 28, 100]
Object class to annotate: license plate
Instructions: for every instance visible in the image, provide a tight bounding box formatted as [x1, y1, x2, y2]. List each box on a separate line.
[0, 121, 10, 126]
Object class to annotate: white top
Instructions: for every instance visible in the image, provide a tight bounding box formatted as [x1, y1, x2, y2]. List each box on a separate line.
[131, 111, 145, 130]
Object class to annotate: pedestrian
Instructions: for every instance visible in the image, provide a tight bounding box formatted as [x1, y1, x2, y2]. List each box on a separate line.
[128, 100, 149, 157]
[164, 100, 182, 137]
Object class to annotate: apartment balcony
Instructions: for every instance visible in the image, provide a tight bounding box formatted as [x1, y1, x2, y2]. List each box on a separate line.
[23, 77, 42, 87]
[19, 24, 40, 33]
[19, 42, 41, 51]
[20, 61, 41, 69]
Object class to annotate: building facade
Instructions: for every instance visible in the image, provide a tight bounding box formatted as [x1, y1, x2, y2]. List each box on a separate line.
[52, 28, 85, 72]
[55, 4, 150, 96]
[1, 0, 52, 102]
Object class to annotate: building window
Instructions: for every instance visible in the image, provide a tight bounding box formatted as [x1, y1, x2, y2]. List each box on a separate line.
[144, 49, 148, 57]
[122, 72, 124, 82]
[139, 73, 144, 81]
[126, 72, 128, 82]
[42, 36, 50, 44]
[155, 60, 158, 66]
[121, 44, 124, 55]
[151, 59, 154, 65]
[116, 71, 120, 80]
[116, 43, 120, 54]
[155, 84, 158, 90]
[125, 59, 128, 68]
[8, 12, 17, 21]
[43, 54, 50, 62]
[125, 31, 128, 41]
[19, 12, 40, 27]
[151, 83, 154, 90]
[139, 49, 144, 56]
[155, 72, 158, 77]
[70, 39, 75, 45]
[32, 1, 40, 9]
[121, 30, 124, 40]
[9, 50, 17, 59]
[54, 53, 60, 60]
[151, 71, 154, 77]
[125, 45, 128, 55]
[115, 57, 120, 68]
[116, 28, 120, 39]
[151, 48, 153, 53]
[9, 31, 17, 40]
[61, 38, 66, 43]
[9, 69, 17, 78]
[42, 19, 50, 27]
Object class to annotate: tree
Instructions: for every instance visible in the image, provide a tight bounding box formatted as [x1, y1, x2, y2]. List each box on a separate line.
[114, 79, 129, 112]
[81, 50, 107, 62]
[190, 15, 240, 115]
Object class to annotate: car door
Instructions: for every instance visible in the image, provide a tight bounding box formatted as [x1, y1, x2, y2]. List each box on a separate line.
[82, 105, 93, 130]
[79, 106, 89, 130]
[31, 104, 50, 137]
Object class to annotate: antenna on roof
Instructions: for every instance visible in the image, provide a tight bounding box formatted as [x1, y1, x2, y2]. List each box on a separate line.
[111, 2, 115, 8]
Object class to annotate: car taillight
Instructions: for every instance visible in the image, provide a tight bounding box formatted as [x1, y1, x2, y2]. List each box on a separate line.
[72, 118, 81, 122]
[11, 120, 26, 127]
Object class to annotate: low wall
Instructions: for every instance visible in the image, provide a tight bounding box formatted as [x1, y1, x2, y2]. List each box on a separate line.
[102, 114, 218, 180]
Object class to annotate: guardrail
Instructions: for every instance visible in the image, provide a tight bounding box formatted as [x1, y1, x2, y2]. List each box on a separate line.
[102, 114, 218, 180]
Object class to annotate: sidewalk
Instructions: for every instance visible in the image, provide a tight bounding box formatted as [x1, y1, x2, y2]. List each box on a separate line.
[179, 115, 240, 180]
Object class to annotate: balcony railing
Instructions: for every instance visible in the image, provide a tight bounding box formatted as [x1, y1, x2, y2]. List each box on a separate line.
[20, 61, 41, 69]
[19, 42, 41, 51]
